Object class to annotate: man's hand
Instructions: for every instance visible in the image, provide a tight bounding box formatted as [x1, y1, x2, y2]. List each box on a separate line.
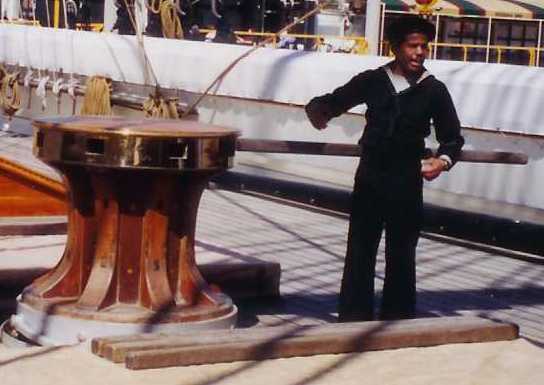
[305, 100, 329, 130]
[421, 157, 448, 181]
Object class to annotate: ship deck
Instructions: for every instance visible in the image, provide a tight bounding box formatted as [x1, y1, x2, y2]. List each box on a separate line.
[1, 118, 544, 382]
[1, 186, 544, 344]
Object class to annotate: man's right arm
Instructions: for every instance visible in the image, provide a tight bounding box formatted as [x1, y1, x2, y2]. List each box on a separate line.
[305, 71, 372, 130]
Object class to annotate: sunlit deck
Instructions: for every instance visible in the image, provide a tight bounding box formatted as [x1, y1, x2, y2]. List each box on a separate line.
[1, 187, 543, 345]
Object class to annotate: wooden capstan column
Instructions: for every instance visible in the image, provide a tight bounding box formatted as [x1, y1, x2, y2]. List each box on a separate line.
[11, 116, 239, 345]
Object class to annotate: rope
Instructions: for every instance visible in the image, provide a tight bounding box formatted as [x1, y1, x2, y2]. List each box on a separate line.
[0, 66, 22, 119]
[147, 0, 183, 39]
[134, 1, 323, 118]
[44, 0, 51, 27]
[160, 0, 183, 39]
[79, 76, 112, 116]
[143, 94, 179, 118]
[36, 75, 50, 110]
[146, 0, 161, 14]
[122, 0, 174, 117]
[122, 0, 160, 89]
[62, 0, 68, 28]
[181, 3, 325, 117]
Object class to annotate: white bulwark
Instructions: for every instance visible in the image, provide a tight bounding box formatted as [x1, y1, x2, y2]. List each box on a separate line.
[0, 24, 542, 209]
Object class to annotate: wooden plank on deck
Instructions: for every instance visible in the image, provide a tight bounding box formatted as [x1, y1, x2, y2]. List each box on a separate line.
[92, 317, 518, 369]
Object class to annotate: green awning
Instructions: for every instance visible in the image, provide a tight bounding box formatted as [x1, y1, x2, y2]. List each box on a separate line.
[382, 0, 544, 19]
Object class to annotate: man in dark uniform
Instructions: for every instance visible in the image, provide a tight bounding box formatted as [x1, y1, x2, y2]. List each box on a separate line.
[305, 15, 464, 321]
[112, 0, 136, 35]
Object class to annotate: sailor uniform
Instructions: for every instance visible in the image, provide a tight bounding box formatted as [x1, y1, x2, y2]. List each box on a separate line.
[306, 63, 464, 321]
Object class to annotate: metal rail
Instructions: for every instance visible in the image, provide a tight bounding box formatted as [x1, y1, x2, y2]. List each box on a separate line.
[199, 29, 369, 54]
[383, 9, 544, 66]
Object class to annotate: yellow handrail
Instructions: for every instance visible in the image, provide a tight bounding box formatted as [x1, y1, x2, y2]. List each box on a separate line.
[427, 42, 539, 66]
[75, 23, 104, 32]
[200, 29, 368, 54]
[529, 48, 536, 66]
[53, 0, 60, 28]
[0, 19, 39, 26]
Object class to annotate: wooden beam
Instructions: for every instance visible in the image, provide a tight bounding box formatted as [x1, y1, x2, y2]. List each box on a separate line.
[237, 139, 360, 157]
[236, 139, 529, 165]
[96, 320, 394, 361]
[93, 318, 458, 358]
[92, 316, 518, 369]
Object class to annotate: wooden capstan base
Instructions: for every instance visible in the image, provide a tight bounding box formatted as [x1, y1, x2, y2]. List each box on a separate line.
[22, 169, 233, 323]
[12, 116, 240, 344]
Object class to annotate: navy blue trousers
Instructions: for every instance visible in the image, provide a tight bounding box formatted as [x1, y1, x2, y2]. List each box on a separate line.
[338, 158, 423, 321]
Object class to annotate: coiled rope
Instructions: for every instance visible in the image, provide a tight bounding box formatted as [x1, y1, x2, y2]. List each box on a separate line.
[0, 65, 22, 119]
[142, 95, 179, 118]
[79, 76, 112, 116]
[147, 0, 183, 39]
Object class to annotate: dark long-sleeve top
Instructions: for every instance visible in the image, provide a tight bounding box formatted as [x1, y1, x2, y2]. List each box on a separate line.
[307, 65, 465, 167]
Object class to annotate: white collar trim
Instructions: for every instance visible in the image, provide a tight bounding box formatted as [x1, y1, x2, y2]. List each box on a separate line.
[384, 64, 430, 94]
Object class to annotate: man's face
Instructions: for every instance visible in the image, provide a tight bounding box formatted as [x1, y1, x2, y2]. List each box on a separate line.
[394, 32, 429, 76]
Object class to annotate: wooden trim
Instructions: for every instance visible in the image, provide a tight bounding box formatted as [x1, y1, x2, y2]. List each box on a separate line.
[0, 156, 66, 200]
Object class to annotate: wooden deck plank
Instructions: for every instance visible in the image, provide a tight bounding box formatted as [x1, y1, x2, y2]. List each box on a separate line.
[119, 317, 518, 369]
[97, 317, 485, 363]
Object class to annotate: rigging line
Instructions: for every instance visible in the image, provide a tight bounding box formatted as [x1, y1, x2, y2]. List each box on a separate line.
[146, 0, 161, 14]
[31, 0, 37, 26]
[174, 0, 183, 16]
[121, 0, 160, 91]
[147, 0, 184, 16]
[181, 3, 326, 117]
[44, 0, 51, 28]
[62, 0, 68, 28]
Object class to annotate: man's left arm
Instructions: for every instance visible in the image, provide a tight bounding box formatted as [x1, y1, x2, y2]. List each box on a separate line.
[423, 82, 465, 181]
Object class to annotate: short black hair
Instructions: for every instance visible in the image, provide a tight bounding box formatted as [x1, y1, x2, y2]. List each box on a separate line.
[386, 15, 436, 48]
